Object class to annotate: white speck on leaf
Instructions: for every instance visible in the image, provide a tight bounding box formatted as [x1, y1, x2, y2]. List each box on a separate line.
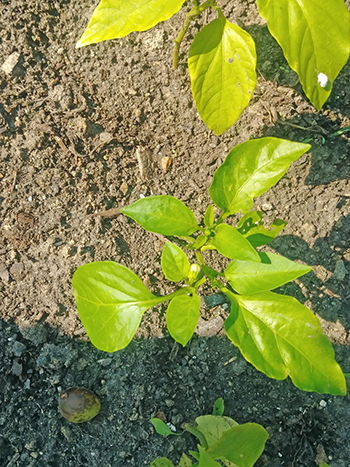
[317, 73, 329, 88]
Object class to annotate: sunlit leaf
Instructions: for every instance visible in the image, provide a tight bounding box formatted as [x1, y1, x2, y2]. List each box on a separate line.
[72, 261, 163, 352]
[166, 294, 200, 346]
[121, 195, 199, 236]
[161, 242, 190, 282]
[237, 211, 287, 247]
[197, 446, 221, 467]
[210, 224, 260, 262]
[224, 290, 347, 395]
[188, 10, 256, 135]
[256, 0, 350, 110]
[209, 138, 311, 215]
[225, 252, 312, 294]
[77, 0, 186, 47]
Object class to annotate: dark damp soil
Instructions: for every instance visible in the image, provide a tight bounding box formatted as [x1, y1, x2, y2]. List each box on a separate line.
[1, 1, 350, 466]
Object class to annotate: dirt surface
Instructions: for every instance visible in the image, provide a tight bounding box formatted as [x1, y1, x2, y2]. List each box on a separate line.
[1, 0, 350, 466]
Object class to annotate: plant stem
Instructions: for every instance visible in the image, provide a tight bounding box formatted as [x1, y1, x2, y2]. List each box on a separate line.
[173, 0, 218, 70]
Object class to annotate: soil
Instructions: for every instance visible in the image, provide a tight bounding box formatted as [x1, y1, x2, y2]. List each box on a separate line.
[0, 0, 350, 466]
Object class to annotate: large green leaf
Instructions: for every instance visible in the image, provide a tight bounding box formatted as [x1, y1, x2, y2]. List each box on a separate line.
[188, 10, 257, 135]
[210, 224, 260, 262]
[72, 261, 163, 352]
[256, 0, 350, 110]
[194, 415, 238, 448]
[121, 195, 199, 236]
[206, 423, 268, 467]
[225, 252, 312, 294]
[224, 291, 347, 395]
[77, 0, 186, 47]
[209, 138, 311, 215]
[237, 211, 287, 248]
[197, 447, 221, 467]
[161, 242, 190, 282]
[166, 294, 200, 346]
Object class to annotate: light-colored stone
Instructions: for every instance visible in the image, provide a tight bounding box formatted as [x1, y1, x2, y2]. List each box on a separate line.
[1, 52, 21, 74]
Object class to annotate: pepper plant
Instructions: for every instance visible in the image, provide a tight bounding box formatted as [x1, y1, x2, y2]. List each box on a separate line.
[149, 397, 268, 467]
[76, 0, 350, 135]
[72, 137, 347, 396]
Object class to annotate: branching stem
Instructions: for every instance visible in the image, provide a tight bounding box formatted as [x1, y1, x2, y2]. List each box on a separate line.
[173, 0, 218, 70]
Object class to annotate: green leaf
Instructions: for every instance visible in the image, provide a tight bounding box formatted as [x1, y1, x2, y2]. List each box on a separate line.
[121, 196, 199, 236]
[224, 290, 347, 395]
[210, 224, 260, 262]
[161, 242, 190, 282]
[204, 205, 215, 228]
[187, 235, 208, 250]
[194, 415, 238, 448]
[212, 398, 224, 416]
[225, 252, 312, 295]
[77, 0, 186, 47]
[206, 423, 268, 467]
[209, 138, 311, 215]
[72, 261, 163, 352]
[256, 0, 350, 110]
[179, 454, 194, 467]
[150, 419, 176, 437]
[166, 294, 200, 346]
[150, 458, 176, 467]
[188, 10, 257, 135]
[237, 211, 287, 247]
[197, 446, 221, 467]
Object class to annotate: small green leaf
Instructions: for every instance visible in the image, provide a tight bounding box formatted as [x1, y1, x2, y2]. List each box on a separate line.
[256, 0, 350, 110]
[77, 0, 186, 47]
[209, 138, 311, 215]
[320, 464, 332, 467]
[121, 195, 199, 236]
[206, 423, 268, 467]
[194, 415, 238, 448]
[225, 252, 312, 294]
[150, 458, 176, 467]
[237, 211, 287, 247]
[197, 446, 221, 467]
[72, 261, 163, 352]
[210, 224, 260, 262]
[150, 419, 175, 437]
[161, 242, 190, 282]
[204, 205, 215, 228]
[212, 398, 224, 416]
[166, 294, 200, 346]
[187, 235, 208, 250]
[188, 10, 257, 135]
[179, 454, 193, 467]
[224, 290, 347, 395]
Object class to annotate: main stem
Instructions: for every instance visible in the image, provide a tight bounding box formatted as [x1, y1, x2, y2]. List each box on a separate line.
[173, 0, 218, 70]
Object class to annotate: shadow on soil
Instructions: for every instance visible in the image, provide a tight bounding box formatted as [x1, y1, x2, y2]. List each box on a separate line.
[1, 317, 350, 467]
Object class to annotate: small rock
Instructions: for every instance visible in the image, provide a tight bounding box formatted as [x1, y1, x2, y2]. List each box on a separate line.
[333, 259, 347, 281]
[1, 52, 21, 74]
[161, 156, 172, 172]
[12, 340, 27, 357]
[0, 262, 9, 283]
[9, 262, 25, 281]
[11, 359, 22, 376]
[195, 316, 224, 337]
[99, 131, 112, 142]
[165, 399, 175, 407]
[119, 180, 128, 195]
[261, 202, 273, 211]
